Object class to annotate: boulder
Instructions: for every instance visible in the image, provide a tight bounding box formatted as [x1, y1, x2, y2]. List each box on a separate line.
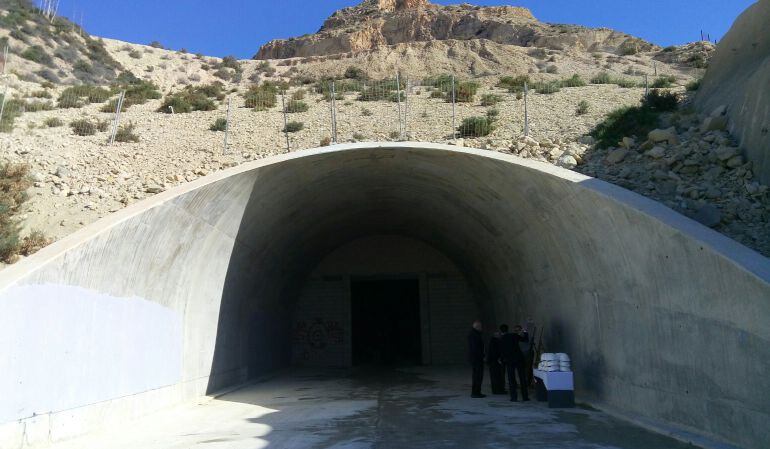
[648, 127, 679, 145]
[646, 146, 666, 159]
[557, 154, 578, 169]
[715, 146, 739, 161]
[701, 115, 728, 132]
[606, 149, 629, 164]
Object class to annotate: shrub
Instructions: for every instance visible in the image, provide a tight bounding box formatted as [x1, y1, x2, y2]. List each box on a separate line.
[344, 66, 367, 80]
[480, 94, 501, 106]
[533, 80, 562, 94]
[576, 100, 590, 115]
[651, 75, 676, 88]
[590, 90, 678, 148]
[58, 85, 111, 108]
[620, 45, 638, 56]
[149, 41, 165, 49]
[486, 108, 499, 120]
[96, 120, 109, 132]
[643, 89, 679, 112]
[69, 119, 98, 136]
[21, 45, 53, 66]
[454, 81, 479, 103]
[213, 68, 232, 81]
[35, 69, 60, 83]
[114, 122, 140, 142]
[17, 230, 49, 257]
[429, 90, 445, 99]
[0, 163, 32, 263]
[361, 108, 373, 116]
[209, 118, 227, 131]
[128, 49, 141, 59]
[219, 55, 241, 70]
[389, 130, 400, 139]
[30, 90, 52, 99]
[686, 79, 702, 91]
[23, 100, 54, 112]
[44, 117, 64, 127]
[158, 83, 224, 113]
[590, 72, 613, 84]
[688, 54, 708, 69]
[423, 74, 453, 90]
[498, 75, 530, 92]
[353, 132, 365, 141]
[320, 136, 332, 146]
[243, 83, 278, 110]
[291, 89, 306, 101]
[546, 65, 559, 74]
[256, 61, 276, 77]
[0, 96, 23, 132]
[528, 48, 547, 59]
[614, 78, 637, 88]
[561, 74, 586, 87]
[458, 116, 493, 137]
[286, 100, 309, 113]
[283, 121, 304, 133]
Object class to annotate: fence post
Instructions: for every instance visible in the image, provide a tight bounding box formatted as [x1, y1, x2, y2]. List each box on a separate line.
[108, 90, 126, 145]
[451, 75, 456, 141]
[404, 77, 409, 139]
[223, 96, 232, 154]
[329, 80, 337, 143]
[524, 82, 529, 137]
[0, 86, 8, 130]
[281, 92, 289, 152]
[653, 61, 657, 77]
[1, 45, 8, 74]
[644, 74, 649, 98]
[395, 71, 403, 139]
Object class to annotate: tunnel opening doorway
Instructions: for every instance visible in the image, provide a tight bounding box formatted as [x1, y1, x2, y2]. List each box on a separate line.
[351, 278, 422, 366]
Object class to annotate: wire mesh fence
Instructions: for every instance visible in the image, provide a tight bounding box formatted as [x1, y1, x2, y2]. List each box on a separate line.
[0, 42, 707, 158]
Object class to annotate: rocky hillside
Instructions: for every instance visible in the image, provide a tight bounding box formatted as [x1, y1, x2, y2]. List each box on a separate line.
[258, 0, 681, 60]
[0, 0, 123, 85]
[254, 0, 713, 81]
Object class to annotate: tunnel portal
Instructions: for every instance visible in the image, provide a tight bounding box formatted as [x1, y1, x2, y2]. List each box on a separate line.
[0, 143, 768, 449]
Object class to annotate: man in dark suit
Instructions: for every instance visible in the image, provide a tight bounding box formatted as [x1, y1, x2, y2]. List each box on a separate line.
[500, 323, 530, 402]
[467, 320, 485, 398]
[487, 331, 507, 394]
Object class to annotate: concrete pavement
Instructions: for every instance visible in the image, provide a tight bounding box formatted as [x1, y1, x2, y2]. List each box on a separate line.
[45, 367, 695, 449]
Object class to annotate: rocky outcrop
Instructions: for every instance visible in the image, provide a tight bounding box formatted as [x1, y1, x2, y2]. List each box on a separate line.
[694, 0, 770, 184]
[254, 0, 655, 59]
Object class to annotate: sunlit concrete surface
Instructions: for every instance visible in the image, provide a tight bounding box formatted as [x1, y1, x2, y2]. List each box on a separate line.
[43, 368, 698, 449]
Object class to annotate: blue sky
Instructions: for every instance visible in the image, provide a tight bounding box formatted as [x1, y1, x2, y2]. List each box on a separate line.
[53, 0, 755, 58]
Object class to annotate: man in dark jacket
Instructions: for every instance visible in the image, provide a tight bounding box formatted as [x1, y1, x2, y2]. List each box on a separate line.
[467, 320, 485, 398]
[487, 331, 506, 394]
[500, 323, 530, 402]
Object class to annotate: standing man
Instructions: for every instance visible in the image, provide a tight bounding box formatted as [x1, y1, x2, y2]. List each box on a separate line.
[500, 322, 530, 402]
[467, 320, 486, 398]
[487, 331, 506, 394]
[518, 318, 536, 389]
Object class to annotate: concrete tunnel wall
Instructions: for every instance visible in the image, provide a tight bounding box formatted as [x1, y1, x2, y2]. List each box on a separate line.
[0, 142, 768, 449]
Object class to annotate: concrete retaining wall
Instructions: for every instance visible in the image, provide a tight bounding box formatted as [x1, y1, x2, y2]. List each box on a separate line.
[0, 143, 767, 449]
[695, 0, 770, 184]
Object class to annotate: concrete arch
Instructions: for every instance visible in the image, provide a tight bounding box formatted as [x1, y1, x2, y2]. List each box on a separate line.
[0, 142, 768, 449]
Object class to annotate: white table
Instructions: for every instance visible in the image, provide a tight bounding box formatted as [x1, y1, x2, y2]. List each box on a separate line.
[533, 369, 574, 408]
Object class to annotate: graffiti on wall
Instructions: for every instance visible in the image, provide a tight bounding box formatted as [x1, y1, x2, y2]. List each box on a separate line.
[293, 318, 344, 359]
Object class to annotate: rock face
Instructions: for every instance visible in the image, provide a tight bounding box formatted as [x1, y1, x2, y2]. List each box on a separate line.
[694, 0, 770, 184]
[254, 0, 655, 59]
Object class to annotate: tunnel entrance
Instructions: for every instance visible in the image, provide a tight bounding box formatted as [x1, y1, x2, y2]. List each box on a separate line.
[350, 278, 421, 366]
